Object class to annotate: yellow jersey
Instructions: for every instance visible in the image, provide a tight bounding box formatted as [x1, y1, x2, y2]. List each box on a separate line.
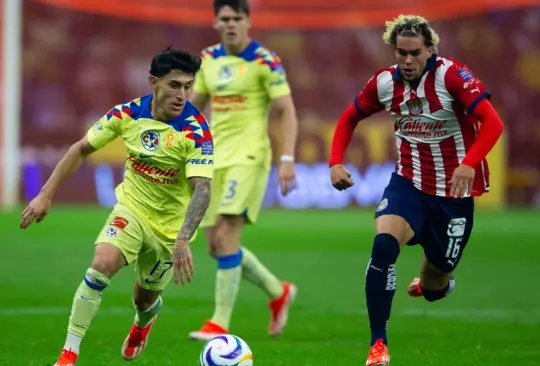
[86, 95, 213, 241]
[193, 40, 291, 169]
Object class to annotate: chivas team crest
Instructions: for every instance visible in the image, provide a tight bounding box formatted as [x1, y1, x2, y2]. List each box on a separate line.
[406, 98, 423, 115]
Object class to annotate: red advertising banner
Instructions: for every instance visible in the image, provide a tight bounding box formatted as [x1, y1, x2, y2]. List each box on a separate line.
[33, 0, 540, 29]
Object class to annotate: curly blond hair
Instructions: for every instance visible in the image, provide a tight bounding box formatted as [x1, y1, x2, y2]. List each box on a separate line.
[382, 14, 440, 54]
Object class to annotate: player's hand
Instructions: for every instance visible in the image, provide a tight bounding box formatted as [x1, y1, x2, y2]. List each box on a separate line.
[172, 240, 194, 286]
[20, 192, 52, 229]
[330, 164, 354, 191]
[278, 161, 297, 196]
[450, 164, 475, 198]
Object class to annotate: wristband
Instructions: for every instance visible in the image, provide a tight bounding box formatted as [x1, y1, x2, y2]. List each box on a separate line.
[280, 155, 295, 162]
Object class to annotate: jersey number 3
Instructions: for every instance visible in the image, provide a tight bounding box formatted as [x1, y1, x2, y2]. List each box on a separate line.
[224, 180, 238, 199]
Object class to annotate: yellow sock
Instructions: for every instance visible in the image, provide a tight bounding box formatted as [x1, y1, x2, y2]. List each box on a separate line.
[65, 268, 110, 353]
[241, 246, 283, 299]
[210, 250, 243, 330]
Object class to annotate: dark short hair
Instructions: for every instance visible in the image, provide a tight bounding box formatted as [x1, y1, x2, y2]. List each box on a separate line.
[213, 0, 250, 16]
[150, 47, 202, 78]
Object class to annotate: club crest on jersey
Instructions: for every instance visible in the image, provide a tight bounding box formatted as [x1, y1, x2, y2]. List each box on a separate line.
[105, 226, 117, 238]
[406, 98, 423, 115]
[141, 130, 159, 151]
[218, 65, 233, 84]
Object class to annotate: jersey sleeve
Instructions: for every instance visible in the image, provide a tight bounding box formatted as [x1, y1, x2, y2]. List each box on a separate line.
[193, 55, 209, 94]
[444, 64, 491, 114]
[86, 109, 122, 150]
[353, 74, 385, 117]
[260, 53, 291, 100]
[184, 115, 214, 179]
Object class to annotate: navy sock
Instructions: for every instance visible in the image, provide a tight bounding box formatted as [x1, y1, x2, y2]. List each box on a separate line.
[365, 233, 400, 346]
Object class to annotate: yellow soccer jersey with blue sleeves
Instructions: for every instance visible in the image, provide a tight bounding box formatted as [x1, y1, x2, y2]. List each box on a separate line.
[86, 95, 214, 242]
[194, 40, 291, 169]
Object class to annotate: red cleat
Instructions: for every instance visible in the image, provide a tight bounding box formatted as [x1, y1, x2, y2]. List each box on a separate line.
[189, 320, 228, 341]
[407, 277, 423, 297]
[366, 339, 390, 365]
[268, 282, 297, 336]
[53, 349, 78, 366]
[121, 316, 156, 360]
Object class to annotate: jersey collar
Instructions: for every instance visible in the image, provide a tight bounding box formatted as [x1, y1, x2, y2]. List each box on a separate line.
[218, 40, 260, 61]
[139, 94, 192, 126]
[393, 53, 437, 81]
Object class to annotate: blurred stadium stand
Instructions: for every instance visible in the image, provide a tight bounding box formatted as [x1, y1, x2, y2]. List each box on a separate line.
[15, 0, 540, 208]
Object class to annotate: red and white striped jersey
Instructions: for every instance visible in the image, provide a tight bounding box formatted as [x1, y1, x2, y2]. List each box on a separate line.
[355, 54, 491, 197]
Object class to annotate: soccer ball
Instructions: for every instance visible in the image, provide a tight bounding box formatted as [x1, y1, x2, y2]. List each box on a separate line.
[199, 334, 253, 366]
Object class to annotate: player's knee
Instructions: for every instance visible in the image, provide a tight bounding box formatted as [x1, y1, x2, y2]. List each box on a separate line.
[91, 243, 127, 278]
[204, 228, 219, 258]
[83, 268, 111, 292]
[371, 233, 401, 265]
[206, 236, 220, 258]
[212, 215, 244, 256]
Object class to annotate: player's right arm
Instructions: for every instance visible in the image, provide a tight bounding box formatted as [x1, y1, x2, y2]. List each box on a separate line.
[20, 111, 122, 229]
[329, 74, 385, 191]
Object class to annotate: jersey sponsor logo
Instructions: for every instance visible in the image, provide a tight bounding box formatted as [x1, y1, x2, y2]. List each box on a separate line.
[211, 95, 247, 112]
[211, 95, 247, 104]
[109, 216, 129, 230]
[186, 158, 213, 165]
[201, 140, 213, 155]
[458, 68, 473, 81]
[396, 117, 449, 139]
[128, 156, 181, 185]
[406, 98, 423, 115]
[105, 226, 117, 238]
[141, 130, 159, 151]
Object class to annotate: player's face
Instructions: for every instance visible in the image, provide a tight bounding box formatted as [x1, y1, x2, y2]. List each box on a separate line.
[395, 35, 433, 81]
[214, 6, 251, 49]
[149, 70, 194, 119]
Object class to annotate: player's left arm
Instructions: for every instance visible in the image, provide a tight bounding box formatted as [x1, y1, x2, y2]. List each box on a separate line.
[444, 64, 505, 197]
[263, 55, 298, 195]
[172, 121, 214, 285]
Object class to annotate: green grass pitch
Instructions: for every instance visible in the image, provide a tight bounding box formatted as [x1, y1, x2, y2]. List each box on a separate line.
[2, 207, 539, 365]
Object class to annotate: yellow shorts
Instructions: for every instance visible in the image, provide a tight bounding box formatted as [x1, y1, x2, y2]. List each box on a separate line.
[201, 165, 269, 227]
[94, 203, 175, 291]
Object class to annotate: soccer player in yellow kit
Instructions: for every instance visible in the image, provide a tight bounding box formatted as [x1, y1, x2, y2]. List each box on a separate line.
[19, 48, 213, 365]
[189, 0, 299, 340]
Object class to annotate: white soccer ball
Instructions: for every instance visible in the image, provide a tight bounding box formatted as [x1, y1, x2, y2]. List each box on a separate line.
[199, 334, 253, 366]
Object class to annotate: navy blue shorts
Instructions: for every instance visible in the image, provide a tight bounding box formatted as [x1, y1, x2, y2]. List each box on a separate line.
[374, 173, 474, 273]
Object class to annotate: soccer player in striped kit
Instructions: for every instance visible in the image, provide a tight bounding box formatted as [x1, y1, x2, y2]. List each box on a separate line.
[328, 15, 504, 365]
